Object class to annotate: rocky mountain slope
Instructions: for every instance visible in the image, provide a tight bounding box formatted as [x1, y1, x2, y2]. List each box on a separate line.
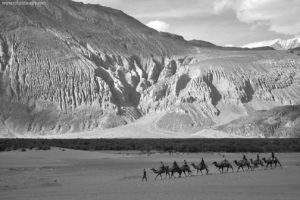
[0, 0, 300, 138]
[218, 105, 300, 138]
[243, 36, 300, 50]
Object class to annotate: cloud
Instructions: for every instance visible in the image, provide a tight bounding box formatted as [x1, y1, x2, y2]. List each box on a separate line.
[72, 0, 297, 45]
[146, 20, 170, 32]
[213, 0, 300, 35]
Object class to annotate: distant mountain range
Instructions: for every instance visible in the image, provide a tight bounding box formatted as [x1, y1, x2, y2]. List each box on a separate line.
[243, 36, 300, 50]
[189, 39, 274, 50]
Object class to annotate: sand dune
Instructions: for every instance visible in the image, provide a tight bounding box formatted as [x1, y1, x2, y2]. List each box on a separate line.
[1, 148, 300, 200]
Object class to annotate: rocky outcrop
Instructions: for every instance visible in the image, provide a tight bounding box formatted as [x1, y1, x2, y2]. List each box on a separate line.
[217, 105, 300, 137]
[0, 0, 300, 137]
[137, 56, 300, 135]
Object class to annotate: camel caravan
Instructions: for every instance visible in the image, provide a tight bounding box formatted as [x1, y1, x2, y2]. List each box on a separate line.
[147, 152, 282, 181]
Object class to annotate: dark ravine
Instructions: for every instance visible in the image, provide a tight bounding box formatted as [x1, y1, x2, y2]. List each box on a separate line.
[0, 0, 300, 137]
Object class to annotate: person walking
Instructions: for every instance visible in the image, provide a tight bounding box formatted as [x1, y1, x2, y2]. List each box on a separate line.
[141, 169, 147, 182]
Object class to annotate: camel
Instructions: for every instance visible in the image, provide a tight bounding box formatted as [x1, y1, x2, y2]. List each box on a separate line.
[180, 164, 192, 176]
[212, 160, 234, 173]
[191, 162, 209, 175]
[262, 157, 282, 169]
[169, 163, 192, 178]
[169, 165, 183, 178]
[249, 158, 264, 168]
[233, 160, 253, 172]
[150, 166, 171, 180]
[150, 168, 164, 180]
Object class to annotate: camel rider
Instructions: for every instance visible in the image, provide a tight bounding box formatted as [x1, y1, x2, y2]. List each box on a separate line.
[173, 161, 178, 168]
[160, 161, 165, 170]
[243, 154, 248, 161]
[271, 152, 275, 161]
[200, 158, 205, 166]
[223, 154, 228, 164]
[184, 160, 188, 167]
[256, 154, 260, 161]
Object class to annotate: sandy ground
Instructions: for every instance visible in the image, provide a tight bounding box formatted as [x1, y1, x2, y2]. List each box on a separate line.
[1, 149, 300, 200]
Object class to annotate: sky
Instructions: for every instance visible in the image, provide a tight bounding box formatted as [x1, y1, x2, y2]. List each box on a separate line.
[73, 0, 300, 46]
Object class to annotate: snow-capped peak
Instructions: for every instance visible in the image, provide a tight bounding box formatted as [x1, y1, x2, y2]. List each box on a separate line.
[242, 36, 300, 50]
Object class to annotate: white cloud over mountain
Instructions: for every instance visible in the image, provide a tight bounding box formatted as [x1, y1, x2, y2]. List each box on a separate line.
[146, 20, 170, 32]
[214, 0, 300, 35]
[73, 0, 300, 46]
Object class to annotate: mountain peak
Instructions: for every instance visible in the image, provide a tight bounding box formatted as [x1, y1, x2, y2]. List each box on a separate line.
[243, 36, 300, 50]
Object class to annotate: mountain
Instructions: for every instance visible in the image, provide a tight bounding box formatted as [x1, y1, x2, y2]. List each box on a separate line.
[190, 40, 274, 51]
[291, 47, 300, 51]
[217, 105, 300, 138]
[243, 37, 300, 50]
[288, 47, 300, 55]
[0, 0, 300, 138]
[188, 40, 217, 48]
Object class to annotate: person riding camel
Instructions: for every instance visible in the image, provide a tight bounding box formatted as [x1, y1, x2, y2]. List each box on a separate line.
[173, 160, 178, 168]
[222, 154, 228, 164]
[256, 153, 260, 161]
[243, 154, 248, 162]
[271, 152, 275, 161]
[160, 161, 165, 170]
[184, 160, 188, 166]
[200, 158, 205, 166]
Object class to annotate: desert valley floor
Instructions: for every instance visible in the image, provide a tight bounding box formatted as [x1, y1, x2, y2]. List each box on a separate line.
[0, 148, 300, 200]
